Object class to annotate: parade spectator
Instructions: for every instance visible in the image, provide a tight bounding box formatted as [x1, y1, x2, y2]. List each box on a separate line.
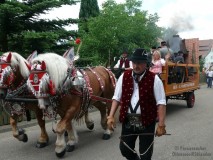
[206, 67, 213, 88]
[107, 48, 167, 160]
[174, 51, 184, 63]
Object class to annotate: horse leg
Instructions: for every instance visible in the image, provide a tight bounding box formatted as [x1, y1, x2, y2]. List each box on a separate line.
[84, 109, 94, 130]
[93, 101, 113, 140]
[34, 108, 49, 148]
[55, 105, 80, 158]
[66, 120, 79, 152]
[55, 117, 67, 158]
[10, 114, 28, 142]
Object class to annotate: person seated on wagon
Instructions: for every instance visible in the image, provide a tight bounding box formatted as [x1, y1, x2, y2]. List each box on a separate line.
[174, 51, 184, 63]
[159, 41, 174, 62]
[149, 50, 166, 75]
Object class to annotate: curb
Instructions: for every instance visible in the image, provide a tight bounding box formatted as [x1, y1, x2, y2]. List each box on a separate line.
[0, 107, 98, 134]
[0, 119, 44, 134]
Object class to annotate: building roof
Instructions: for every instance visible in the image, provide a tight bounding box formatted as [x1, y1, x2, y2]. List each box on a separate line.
[199, 39, 213, 57]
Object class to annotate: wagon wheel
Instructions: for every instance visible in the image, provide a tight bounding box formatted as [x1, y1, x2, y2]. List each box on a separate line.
[186, 92, 195, 108]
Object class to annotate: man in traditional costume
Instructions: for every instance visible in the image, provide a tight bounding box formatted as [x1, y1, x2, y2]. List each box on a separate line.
[114, 50, 133, 79]
[107, 48, 167, 160]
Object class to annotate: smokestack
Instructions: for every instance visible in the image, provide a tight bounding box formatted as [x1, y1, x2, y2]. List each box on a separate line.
[168, 35, 187, 54]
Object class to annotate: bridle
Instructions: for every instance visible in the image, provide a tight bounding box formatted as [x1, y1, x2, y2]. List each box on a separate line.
[0, 61, 16, 88]
[27, 62, 56, 98]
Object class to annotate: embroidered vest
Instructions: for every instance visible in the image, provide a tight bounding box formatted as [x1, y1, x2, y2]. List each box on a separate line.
[119, 58, 130, 68]
[119, 70, 157, 127]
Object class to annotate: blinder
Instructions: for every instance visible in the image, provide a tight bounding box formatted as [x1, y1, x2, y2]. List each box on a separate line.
[0, 62, 15, 87]
[27, 63, 50, 98]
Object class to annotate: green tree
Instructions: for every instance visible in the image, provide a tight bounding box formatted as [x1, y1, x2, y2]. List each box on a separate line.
[199, 58, 205, 72]
[78, 0, 162, 66]
[79, 0, 99, 34]
[0, 0, 79, 56]
[75, 0, 100, 66]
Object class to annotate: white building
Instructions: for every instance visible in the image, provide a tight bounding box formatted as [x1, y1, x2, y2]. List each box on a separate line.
[204, 47, 213, 69]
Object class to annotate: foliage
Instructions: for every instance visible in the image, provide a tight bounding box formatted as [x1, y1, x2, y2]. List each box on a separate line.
[76, 0, 100, 66]
[0, 0, 79, 55]
[199, 58, 205, 72]
[78, 0, 99, 34]
[78, 0, 162, 66]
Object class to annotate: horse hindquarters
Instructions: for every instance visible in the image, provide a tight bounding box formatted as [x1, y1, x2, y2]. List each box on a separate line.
[85, 66, 115, 140]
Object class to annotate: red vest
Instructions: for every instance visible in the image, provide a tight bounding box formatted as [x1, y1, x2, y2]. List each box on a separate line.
[119, 58, 130, 68]
[119, 70, 157, 127]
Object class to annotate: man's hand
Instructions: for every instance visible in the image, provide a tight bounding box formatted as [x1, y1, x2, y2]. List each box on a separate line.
[155, 125, 166, 137]
[107, 116, 115, 131]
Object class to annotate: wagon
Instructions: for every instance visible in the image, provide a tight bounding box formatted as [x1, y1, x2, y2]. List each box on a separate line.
[161, 61, 200, 108]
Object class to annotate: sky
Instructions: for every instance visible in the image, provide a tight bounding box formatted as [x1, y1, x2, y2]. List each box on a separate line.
[42, 0, 213, 40]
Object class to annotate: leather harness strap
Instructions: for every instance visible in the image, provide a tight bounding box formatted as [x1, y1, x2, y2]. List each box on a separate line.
[88, 67, 105, 92]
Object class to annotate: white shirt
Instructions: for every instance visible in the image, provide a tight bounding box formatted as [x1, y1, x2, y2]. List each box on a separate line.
[114, 59, 133, 69]
[112, 71, 166, 114]
[207, 70, 213, 77]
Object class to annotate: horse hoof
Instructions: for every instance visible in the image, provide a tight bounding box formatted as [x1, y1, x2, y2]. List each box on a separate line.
[102, 134, 111, 140]
[18, 128, 25, 135]
[22, 134, 28, 142]
[66, 144, 75, 152]
[64, 131, 68, 137]
[87, 123, 94, 130]
[55, 149, 66, 158]
[36, 141, 48, 148]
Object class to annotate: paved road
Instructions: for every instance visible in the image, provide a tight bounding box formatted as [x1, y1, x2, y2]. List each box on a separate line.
[0, 85, 213, 160]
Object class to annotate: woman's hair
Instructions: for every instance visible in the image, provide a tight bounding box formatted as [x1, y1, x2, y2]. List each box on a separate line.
[153, 50, 161, 60]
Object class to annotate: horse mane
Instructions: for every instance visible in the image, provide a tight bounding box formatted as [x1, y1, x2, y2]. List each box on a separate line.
[32, 53, 70, 90]
[3, 52, 30, 79]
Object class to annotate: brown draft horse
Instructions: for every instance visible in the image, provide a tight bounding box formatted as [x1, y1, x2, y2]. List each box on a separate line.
[0, 52, 49, 148]
[26, 53, 116, 158]
[0, 52, 97, 150]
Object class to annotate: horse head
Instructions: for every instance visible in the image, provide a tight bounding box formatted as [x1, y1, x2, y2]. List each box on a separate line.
[27, 53, 69, 109]
[27, 61, 53, 109]
[0, 52, 30, 98]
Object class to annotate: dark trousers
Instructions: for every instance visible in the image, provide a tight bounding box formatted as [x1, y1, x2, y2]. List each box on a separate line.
[120, 121, 156, 160]
[207, 77, 212, 88]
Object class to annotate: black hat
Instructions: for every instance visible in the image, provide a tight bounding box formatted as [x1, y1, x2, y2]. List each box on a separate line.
[161, 41, 167, 46]
[122, 49, 128, 54]
[129, 48, 148, 63]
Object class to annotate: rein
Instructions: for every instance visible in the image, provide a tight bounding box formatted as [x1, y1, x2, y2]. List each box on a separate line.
[70, 89, 113, 103]
[6, 80, 27, 98]
[119, 133, 171, 157]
